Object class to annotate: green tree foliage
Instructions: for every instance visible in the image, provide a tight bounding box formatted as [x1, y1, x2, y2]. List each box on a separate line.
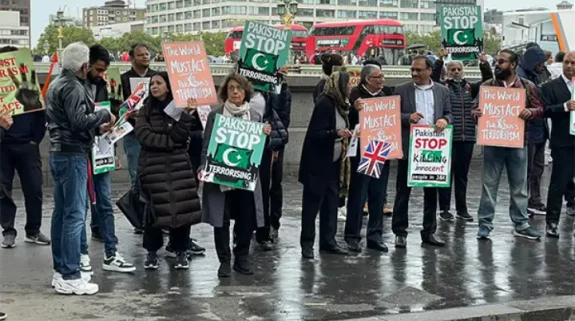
[35, 25, 96, 55]
[483, 33, 502, 56]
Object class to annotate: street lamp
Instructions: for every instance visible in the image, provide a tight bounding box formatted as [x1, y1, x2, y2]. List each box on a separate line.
[277, 0, 298, 30]
[56, 7, 65, 63]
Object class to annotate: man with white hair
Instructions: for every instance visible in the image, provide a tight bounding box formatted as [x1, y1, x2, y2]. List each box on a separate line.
[46, 42, 115, 295]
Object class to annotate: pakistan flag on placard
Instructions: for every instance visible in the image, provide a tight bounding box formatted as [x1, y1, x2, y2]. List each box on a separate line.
[213, 144, 253, 170]
[243, 48, 280, 75]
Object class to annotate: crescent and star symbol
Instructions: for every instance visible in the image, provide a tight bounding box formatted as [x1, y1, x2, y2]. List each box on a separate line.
[222, 148, 242, 167]
[453, 30, 469, 46]
[251, 53, 269, 71]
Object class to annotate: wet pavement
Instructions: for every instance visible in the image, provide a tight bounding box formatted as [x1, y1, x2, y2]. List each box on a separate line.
[2, 160, 575, 321]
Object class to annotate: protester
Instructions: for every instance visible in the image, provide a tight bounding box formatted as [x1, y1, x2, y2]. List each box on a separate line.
[0, 101, 13, 320]
[270, 79, 292, 241]
[47, 42, 115, 295]
[473, 49, 543, 240]
[0, 46, 48, 249]
[392, 55, 452, 248]
[200, 73, 271, 277]
[120, 43, 156, 235]
[344, 64, 393, 253]
[313, 53, 344, 104]
[299, 71, 352, 259]
[548, 52, 564, 80]
[431, 49, 493, 222]
[541, 51, 575, 237]
[135, 72, 202, 271]
[80, 44, 135, 274]
[252, 87, 288, 250]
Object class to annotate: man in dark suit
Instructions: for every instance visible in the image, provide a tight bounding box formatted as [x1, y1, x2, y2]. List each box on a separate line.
[392, 55, 453, 248]
[542, 51, 575, 237]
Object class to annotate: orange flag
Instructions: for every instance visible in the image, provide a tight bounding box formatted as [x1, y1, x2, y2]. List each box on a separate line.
[41, 53, 59, 100]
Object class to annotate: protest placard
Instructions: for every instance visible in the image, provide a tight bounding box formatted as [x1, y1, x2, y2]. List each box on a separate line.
[201, 114, 267, 191]
[407, 125, 453, 187]
[477, 86, 525, 148]
[334, 66, 361, 87]
[92, 101, 116, 174]
[162, 41, 217, 107]
[358, 96, 403, 159]
[197, 105, 211, 129]
[440, 5, 483, 61]
[237, 21, 292, 92]
[0, 48, 44, 115]
[570, 78, 575, 135]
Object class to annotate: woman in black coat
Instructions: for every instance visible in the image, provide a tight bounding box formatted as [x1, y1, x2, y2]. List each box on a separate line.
[299, 71, 353, 259]
[135, 72, 202, 271]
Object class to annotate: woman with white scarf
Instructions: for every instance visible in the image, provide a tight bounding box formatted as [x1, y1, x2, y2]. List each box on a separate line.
[199, 73, 271, 278]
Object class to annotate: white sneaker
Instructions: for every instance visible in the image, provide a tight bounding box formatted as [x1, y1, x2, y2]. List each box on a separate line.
[52, 272, 91, 287]
[337, 209, 347, 222]
[54, 278, 99, 295]
[80, 254, 93, 275]
[103, 253, 136, 273]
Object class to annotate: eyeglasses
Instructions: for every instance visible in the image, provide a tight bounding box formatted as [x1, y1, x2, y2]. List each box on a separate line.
[369, 74, 384, 80]
[449, 68, 462, 72]
[496, 59, 509, 65]
[411, 68, 426, 73]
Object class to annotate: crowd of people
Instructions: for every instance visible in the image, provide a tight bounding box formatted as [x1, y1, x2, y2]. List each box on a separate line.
[0, 39, 571, 321]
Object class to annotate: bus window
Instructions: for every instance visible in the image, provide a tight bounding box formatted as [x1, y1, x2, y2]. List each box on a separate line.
[227, 30, 243, 38]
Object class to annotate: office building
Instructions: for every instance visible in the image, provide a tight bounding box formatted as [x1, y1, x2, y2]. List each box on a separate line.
[144, 0, 441, 35]
[83, 0, 146, 28]
[0, 11, 29, 48]
[91, 20, 144, 40]
[49, 13, 83, 27]
[0, 0, 30, 45]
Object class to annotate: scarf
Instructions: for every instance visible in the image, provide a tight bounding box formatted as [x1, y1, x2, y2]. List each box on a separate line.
[323, 71, 351, 199]
[223, 100, 250, 119]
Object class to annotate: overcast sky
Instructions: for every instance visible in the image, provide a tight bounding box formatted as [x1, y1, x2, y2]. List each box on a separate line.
[31, 0, 554, 47]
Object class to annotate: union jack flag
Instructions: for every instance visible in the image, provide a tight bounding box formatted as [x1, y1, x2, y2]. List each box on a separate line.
[357, 140, 391, 178]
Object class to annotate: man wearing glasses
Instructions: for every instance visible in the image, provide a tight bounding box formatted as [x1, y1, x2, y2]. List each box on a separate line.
[431, 49, 493, 223]
[392, 55, 452, 248]
[473, 49, 544, 240]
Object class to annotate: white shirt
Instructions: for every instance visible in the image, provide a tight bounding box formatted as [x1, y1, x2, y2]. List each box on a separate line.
[414, 82, 435, 125]
[562, 74, 573, 112]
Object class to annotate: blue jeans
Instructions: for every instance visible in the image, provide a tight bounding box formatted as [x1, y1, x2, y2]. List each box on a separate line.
[83, 172, 117, 257]
[49, 153, 88, 281]
[123, 133, 140, 187]
[477, 146, 530, 232]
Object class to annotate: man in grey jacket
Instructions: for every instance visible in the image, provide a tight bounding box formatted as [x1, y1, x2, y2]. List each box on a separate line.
[392, 55, 453, 248]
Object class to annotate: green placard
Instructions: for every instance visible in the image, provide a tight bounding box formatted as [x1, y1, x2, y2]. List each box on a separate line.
[92, 101, 116, 175]
[0, 48, 44, 115]
[440, 5, 483, 61]
[407, 124, 453, 188]
[237, 21, 292, 92]
[202, 114, 267, 191]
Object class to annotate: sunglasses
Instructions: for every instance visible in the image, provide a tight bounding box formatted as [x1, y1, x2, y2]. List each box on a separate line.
[449, 67, 462, 72]
[496, 59, 509, 65]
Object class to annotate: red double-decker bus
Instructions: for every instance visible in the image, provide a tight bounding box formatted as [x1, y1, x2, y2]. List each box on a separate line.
[224, 24, 308, 56]
[306, 19, 406, 64]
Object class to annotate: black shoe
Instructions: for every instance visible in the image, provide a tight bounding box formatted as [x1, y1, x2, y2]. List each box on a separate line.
[144, 252, 159, 270]
[174, 252, 189, 270]
[395, 236, 407, 248]
[456, 211, 474, 221]
[302, 247, 314, 259]
[422, 234, 446, 246]
[189, 239, 206, 256]
[439, 210, 455, 222]
[270, 227, 279, 241]
[91, 229, 104, 243]
[320, 244, 349, 255]
[259, 240, 273, 251]
[218, 262, 231, 277]
[347, 241, 362, 253]
[134, 228, 144, 235]
[366, 240, 389, 252]
[0, 311, 6, 320]
[233, 258, 254, 275]
[547, 223, 559, 238]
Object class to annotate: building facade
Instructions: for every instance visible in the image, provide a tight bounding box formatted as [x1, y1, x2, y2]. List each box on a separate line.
[0, 0, 30, 45]
[144, 0, 440, 36]
[49, 13, 83, 27]
[0, 11, 29, 48]
[83, 0, 146, 28]
[91, 20, 145, 40]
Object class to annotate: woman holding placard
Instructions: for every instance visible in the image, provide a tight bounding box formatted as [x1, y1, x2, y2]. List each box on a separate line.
[199, 73, 272, 278]
[135, 72, 202, 271]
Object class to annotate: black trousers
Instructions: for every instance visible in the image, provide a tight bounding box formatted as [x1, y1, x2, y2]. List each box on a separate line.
[256, 148, 273, 243]
[300, 161, 339, 250]
[344, 154, 386, 244]
[566, 180, 575, 206]
[214, 189, 256, 263]
[392, 159, 437, 238]
[0, 143, 43, 237]
[143, 225, 191, 253]
[546, 147, 575, 225]
[527, 142, 546, 207]
[270, 148, 284, 230]
[438, 141, 474, 214]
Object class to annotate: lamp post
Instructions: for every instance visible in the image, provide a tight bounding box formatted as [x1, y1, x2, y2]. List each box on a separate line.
[56, 8, 64, 63]
[277, 0, 298, 64]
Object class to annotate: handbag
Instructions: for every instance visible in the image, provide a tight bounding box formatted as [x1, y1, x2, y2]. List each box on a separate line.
[116, 176, 157, 229]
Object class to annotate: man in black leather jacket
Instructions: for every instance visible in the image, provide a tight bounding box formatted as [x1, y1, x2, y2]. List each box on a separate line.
[46, 42, 114, 295]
